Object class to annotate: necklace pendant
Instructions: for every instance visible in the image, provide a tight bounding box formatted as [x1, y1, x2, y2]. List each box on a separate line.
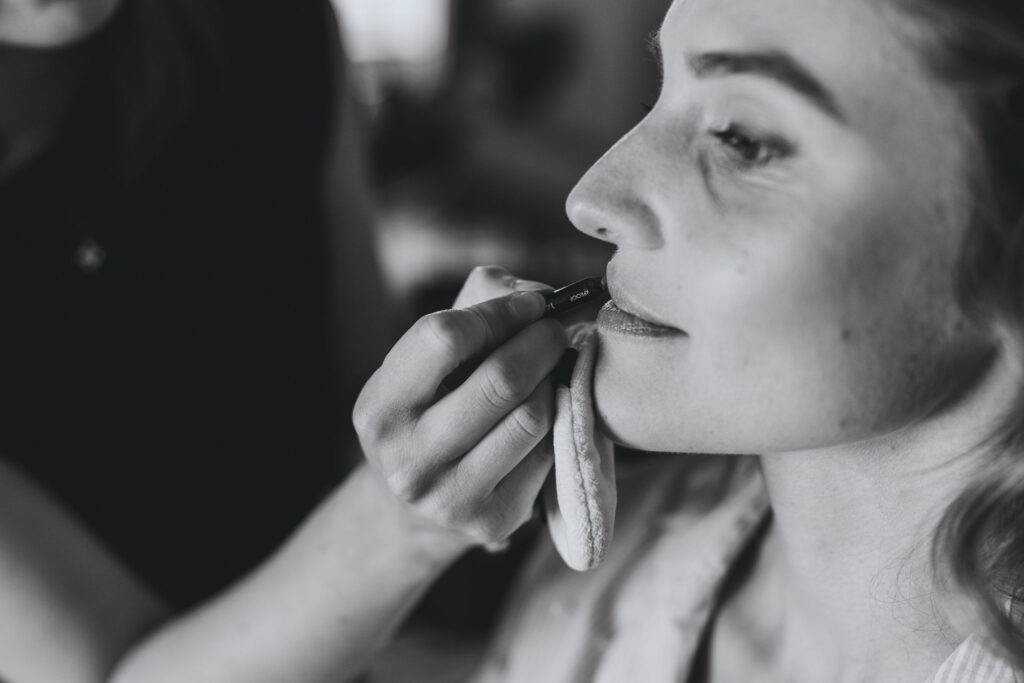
[74, 238, 107, 275]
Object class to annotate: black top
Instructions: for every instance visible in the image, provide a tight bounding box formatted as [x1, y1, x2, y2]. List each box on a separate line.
[0, 0, 356, 607]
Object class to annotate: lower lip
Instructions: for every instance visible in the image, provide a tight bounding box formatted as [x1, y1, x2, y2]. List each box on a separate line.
[596, 300, 686, 339]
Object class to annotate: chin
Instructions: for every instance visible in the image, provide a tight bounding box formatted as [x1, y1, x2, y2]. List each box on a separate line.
[591, 337, 903, 456]
[590, 324, 700, 452]
[591, 339, 695, 453]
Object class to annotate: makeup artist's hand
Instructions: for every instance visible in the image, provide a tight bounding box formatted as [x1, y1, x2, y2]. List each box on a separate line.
[353, 267, 567, 549]
[455, 265, 606, 328]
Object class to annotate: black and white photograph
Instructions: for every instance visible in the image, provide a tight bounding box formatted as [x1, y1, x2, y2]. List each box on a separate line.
[1, 0, 1023, 680]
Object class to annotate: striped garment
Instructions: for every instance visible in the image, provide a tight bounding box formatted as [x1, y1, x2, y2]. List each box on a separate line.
[464, 455, 1024, 683]
[926, 635, 1020, 683]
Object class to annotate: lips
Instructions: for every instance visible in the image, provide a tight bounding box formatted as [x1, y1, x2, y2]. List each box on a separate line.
[596, 299, 685, 339]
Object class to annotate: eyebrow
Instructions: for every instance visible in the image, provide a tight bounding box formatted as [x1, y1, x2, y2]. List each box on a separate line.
[647, 30, 846, 122]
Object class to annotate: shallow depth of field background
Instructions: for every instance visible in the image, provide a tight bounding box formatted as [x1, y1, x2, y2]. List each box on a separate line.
[333, 0, 667, 325]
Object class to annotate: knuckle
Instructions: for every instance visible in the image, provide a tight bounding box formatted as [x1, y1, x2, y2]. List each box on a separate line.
[418, 312, 462, 358]
[480, 364, 527, 411]
[352, 391, 415, 455]
[351, 393, 378, 441]
[421, 490, 472, 530]
[386, 468, 426, 504]
[430, 503, 459, 530]
[440, 499, 472, 530]
[415, 494, 448, 525]
[506, 399, 552, 443]
[464, 304, 502, 348]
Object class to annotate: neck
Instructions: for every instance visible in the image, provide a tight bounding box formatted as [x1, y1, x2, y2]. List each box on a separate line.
[753, 347, 1019, 682]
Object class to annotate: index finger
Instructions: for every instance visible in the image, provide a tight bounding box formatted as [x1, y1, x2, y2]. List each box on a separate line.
[378, 291, 547, 408]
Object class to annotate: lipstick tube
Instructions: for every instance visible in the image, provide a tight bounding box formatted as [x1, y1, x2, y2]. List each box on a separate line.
[543, 276, 608, 318]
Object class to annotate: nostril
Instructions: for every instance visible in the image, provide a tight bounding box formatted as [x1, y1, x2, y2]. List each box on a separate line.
[595, 227, 610, 237]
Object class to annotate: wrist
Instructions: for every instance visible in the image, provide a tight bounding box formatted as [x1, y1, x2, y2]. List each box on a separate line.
[350, 463, 475, 566]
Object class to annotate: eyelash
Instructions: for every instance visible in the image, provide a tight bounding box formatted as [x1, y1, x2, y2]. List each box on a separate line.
[710, 124, 790, 170]
[637, 102, 794, 175]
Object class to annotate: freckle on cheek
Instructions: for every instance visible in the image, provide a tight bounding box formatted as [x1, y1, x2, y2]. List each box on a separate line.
[840, 327, 854, 342]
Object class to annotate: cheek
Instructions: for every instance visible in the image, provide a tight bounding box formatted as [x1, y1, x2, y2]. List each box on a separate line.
[710, 215, 977, 443]
[594, 191, 990, 454]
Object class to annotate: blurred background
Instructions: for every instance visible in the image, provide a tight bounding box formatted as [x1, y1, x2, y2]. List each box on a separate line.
[331, 0, 666, 324]
[0, 1, 668, 679]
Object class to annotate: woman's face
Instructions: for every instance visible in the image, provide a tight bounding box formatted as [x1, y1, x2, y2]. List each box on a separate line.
[569, 0, 995, 454]
[0, 0, 121, 47]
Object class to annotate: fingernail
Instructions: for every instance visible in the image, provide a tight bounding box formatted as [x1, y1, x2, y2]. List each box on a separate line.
[554, 348, 578, 387]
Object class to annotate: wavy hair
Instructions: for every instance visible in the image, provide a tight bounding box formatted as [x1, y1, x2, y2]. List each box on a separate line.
[893, 0, 1024, 668]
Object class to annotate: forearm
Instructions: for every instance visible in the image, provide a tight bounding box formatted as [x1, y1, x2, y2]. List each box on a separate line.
[109, 464, 471, 683]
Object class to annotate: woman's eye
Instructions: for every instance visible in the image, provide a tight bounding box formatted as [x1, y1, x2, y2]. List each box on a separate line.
[710, 125, 792, 170]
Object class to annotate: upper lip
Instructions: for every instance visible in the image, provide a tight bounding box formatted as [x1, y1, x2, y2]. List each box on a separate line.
[604, 280, 683, 331]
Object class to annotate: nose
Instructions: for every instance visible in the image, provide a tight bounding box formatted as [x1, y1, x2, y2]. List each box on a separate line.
[565, 123, 663, 249]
